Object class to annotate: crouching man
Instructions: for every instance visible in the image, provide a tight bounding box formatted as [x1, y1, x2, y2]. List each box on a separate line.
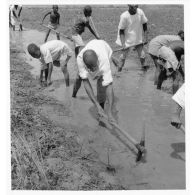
[27, 40, 72, 87]
[156, 40, 184, 93]
[76, 39, 115, 122]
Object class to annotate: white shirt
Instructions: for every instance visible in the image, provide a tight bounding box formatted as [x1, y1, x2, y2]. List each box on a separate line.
[148, 35, 181, 56]
[158, 46, 178, 71]
[77, 39, 113, 86]
[172, 84, 185, 109]
[116, 8, 148, 47]
[40, 40, 72, 65]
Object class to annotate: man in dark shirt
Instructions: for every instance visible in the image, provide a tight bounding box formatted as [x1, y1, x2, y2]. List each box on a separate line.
[71, 5, 100, 98]
[41, 5, 60, 42]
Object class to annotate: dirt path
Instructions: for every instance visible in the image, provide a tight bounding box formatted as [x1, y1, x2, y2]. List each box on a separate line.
[10, 29, 185, 189]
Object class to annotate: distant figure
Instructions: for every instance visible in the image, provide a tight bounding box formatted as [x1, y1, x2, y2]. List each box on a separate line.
[148, 30, 184, 85]
[27, 40, 72, 87]
[116, 4, 148, 71]
[41, 5, 60, 42]
[9, 5, 23, 31]
[171, 83, 185, 129]
[157, 40, 184, 93]
[76, 39, 116, 122]
[71, 5, 101, 98]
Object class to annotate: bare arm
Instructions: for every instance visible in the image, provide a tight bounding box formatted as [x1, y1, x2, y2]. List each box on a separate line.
[143, 23, 148, 43]
[41, 12, 51, 23]
[47, 62, 53, 84]
[119, 29, 126, 49]
[83, 79, 105, 114]
[86, 22, 99, 39]
[12, 10, 17, 18]
[18, 7, 22, 17]
[64, 54, 71, 64]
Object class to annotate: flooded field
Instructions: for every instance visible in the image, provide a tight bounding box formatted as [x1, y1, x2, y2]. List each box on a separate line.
[10, 5, 185, 190]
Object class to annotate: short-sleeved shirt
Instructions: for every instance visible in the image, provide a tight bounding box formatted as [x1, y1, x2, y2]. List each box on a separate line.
[77, 39, 113, 86]
[158, 46, 179, 71]
[172, 84, 185, 109]
[116, 8, 148, 47]
[39, 40, 72, 65]
[72, 17, 90, 35]
[148, 35, 181, 57]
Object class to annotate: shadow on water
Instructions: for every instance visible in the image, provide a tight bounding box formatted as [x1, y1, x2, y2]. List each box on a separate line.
[170, 142, 185, 162]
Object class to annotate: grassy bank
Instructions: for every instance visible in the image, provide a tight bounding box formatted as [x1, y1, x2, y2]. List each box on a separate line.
[10, 42, 125, 190]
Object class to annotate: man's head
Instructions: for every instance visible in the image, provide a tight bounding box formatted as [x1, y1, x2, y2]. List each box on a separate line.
[128, 4, 138, 15]
[83, 49, 98, 72]
[178, 30, 184, 41]
[83, 5, 92, 17]
[27, 43, 41, 59]
[52, 5, 58, 13]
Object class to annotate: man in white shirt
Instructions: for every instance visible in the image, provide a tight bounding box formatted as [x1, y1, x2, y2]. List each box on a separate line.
[27, 40, 72, 86]
[171, 84, 185, 129]
[116, 4, 148, 71]
[76, 39, 115, 122]
[9, 5, 23, 31]
[148, 30, 184, 85]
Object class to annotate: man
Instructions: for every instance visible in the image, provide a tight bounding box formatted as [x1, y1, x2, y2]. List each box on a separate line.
[27, 40, 72, 87]
[148, 30, 184, 85]
[9, 5, 23, 31]
[71, 5, 100, 98]
[76, 39, 115, 122]
[41, 5, 60, 42]
[156, 40, 184, 93]
[171, 83, 185, 130]
[116, 4, 148, 71]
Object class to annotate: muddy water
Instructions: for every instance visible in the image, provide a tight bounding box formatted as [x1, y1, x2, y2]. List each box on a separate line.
[10, 29, 185, 189]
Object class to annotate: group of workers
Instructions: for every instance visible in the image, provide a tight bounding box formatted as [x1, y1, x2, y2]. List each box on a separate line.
[10, 4, 185, 132]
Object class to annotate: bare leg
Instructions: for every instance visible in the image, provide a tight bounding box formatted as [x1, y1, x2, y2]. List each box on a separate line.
[19, 23, 23, 31]
[97, 77, 106, 110]
[56, 32, 60, 40]
[136, 44, 148, 70]
[44, 29, 51, 42]
[44, 68, 48, 81]
[61, 64, 69, 87]
[157, 68, 167, 90]
[172, 71, 180, 94]
[72, 46, 82, 97]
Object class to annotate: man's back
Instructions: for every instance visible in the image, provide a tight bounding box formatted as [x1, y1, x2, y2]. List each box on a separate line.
[148, 35, 181, 56]
[169, 40, 184, 61]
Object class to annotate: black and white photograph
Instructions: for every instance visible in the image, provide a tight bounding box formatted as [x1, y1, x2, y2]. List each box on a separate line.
[7, 0, 191, 193]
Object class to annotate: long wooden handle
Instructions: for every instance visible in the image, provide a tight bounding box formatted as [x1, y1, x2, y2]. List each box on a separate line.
[90, 17, 100, 38]
[42, 24, 73, 41]
[99, 116, 138, 146]
[113, 42, 148, 53]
